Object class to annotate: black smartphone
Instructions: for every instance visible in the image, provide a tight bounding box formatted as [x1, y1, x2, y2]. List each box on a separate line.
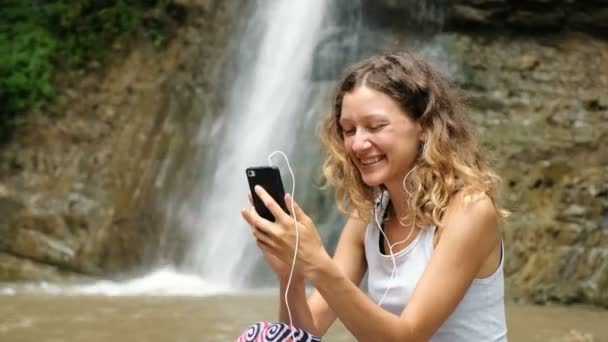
[246, 166, 288, 222]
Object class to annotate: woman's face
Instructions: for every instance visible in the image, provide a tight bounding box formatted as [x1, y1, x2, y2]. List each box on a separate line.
[339, 86, 422, 189]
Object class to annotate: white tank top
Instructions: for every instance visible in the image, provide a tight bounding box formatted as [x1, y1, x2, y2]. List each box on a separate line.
[365, 192, 507, 341]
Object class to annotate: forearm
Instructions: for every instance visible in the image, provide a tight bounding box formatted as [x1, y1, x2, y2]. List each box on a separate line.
[278, 276, 319, 334]
[309, 256, 418, 342]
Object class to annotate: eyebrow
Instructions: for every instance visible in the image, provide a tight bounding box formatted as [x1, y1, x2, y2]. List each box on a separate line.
[339, 113, 390, 124]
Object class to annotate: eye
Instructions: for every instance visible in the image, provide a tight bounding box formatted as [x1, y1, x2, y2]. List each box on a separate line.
[342, 127, 356, 136]
[369, 123, 388, 132]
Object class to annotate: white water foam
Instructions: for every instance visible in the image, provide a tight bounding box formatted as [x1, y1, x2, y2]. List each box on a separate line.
[0, 267, 234, 297]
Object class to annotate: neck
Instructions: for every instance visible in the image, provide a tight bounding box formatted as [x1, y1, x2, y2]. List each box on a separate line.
[382, 166, 418, 224]
[383, 182, 411, 224]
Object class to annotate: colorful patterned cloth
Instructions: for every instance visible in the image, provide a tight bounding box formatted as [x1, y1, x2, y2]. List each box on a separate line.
[236, 322, 322, 342]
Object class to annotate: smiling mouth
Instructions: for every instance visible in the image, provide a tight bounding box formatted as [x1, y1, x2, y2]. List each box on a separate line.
[359, 155, 385, 166]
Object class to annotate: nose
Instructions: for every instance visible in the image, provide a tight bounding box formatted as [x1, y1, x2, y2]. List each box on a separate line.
[351, 131, 371, 154]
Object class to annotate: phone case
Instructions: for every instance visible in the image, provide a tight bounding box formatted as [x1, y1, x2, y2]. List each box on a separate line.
[246, 166, 288, 222]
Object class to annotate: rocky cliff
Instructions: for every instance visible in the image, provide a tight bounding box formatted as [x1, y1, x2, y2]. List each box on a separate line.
[454, 33, 607, 306]
[358, 0, 608, 306]
[0, 0, 606, 308]
[0, 0, 240, 281]
[448, 0, 608, 36]
[446, 0, 608, 307]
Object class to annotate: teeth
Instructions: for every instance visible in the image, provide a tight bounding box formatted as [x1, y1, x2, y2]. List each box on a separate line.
[360, 156, 383, 165]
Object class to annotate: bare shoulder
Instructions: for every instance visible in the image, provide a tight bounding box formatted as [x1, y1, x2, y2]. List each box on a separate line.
[438, 191, 499, 243]
[450, 191, 497, 220]
[342, 210, 368, 244]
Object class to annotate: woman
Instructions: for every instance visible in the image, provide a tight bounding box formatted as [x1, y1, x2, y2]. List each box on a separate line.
[238, 52, 508, 341]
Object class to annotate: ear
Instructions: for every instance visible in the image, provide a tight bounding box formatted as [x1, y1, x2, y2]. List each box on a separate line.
[416, 123, 425, 141]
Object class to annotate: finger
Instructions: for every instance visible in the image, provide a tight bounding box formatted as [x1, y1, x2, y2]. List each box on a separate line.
[242, 208, 276, 244]
[242, 207, 270, 233]
[250, 220, 277, 252]
[254, 185, 291, 223]
[255, 232, 276, 252]
[254, 228, 274, 246]
[257, 241, 285, 265]
[285, 193, 312, 225]
[248, 192, 253, 205]
[242, 204, 278, 237]
[240, 208, 256, 227]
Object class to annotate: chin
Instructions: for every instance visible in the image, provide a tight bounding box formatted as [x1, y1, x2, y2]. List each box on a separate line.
[356, 160, 389, 187]
[360, 173, 385, 187]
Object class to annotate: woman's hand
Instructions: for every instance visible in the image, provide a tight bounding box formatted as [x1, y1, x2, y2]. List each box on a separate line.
[243, 193, 293, 279]
[241, 186, 329, 280]
[250, 213, 294, 280]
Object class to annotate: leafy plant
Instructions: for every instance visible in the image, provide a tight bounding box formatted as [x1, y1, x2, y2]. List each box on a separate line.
[0, 0, 168, 138]
[0, 23, 55, 114]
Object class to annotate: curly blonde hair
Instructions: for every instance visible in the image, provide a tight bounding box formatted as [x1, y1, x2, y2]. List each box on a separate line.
[319, 52, 507, 227]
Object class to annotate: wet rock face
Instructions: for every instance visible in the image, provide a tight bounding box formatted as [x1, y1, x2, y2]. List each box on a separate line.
[0, 0, 241, 281]
[443, 33, 608, 306]
[362, 0, 608, 307]
[367, 0, 608, 37]
[447, 0, 608, 36]
[360, 0, 446, 32]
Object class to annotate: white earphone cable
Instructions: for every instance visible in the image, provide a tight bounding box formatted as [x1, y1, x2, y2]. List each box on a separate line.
[265, 152, 419, 334]
[268, 151, 298, 341]
[375, 165, 418, 307]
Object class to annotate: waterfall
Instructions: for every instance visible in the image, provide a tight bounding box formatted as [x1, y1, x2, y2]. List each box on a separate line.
[0, 1, 457, 297]
[174, 0, 453, 289]
[180, 0, 331, 287]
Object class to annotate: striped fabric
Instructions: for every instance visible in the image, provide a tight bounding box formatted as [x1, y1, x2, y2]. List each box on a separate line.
[236, 322, 322, 342]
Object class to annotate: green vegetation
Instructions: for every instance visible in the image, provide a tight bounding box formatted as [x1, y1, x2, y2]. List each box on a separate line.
[0, 0, 170, 137]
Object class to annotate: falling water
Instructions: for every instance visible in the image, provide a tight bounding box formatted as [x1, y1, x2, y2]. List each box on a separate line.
[180, 0, 330, 287]
[0, 1, 459, 299]
[176, 0, 457, 288]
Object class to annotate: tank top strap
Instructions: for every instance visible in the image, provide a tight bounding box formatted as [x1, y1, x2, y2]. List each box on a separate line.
[421, 225, 437, 257]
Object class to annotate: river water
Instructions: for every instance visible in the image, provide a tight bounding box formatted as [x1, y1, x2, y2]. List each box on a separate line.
[2, 291, 607, 341]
